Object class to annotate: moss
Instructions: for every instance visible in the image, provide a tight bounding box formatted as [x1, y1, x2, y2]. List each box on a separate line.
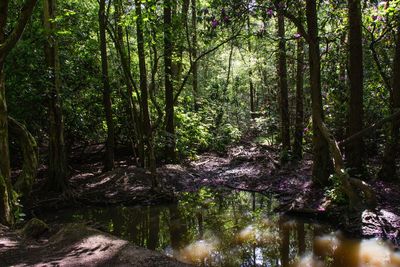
[20, 218, 49, 239]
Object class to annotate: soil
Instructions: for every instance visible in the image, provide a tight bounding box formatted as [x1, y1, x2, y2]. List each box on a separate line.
[0, 223, 190, 267]
[1, 133, 400, 265]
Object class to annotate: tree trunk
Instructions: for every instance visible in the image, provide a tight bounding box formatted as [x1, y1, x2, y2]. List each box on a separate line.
[113, 0, 143, 166]
[98, 0, 115, 171]
[135, 0, 157, 186]
[43, 0, 68, 192]
[0, 0, 12, 227]
[164, 0, 176, 162]
[346, 0, 364, 174]
[0, 59, 12, 226]
[9, 116, 38, 197]
[0, 0, 38, 225]
[293, 34, 304, 160]
[379, 26, 400, 181]
[191, 0, 199, 111]
[306, 0, 332, 185]
[277, 4, 291, 154]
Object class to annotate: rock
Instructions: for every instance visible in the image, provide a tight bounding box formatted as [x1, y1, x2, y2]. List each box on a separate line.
[19, 218, 49, 239]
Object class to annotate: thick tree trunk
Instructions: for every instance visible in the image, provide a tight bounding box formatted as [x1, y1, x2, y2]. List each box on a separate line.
[379, 26, 400, 181]
[0, 0, 37, 225]
[277, 5, 291, 154]
[306, 0, 332, 185]
[98, 0, 115, 171]
[293, 35, 304, 160]
[135, 0, 157, 186]
[9, 116, 38, 197]
[164, 0, 176, 162]
[0, 0, 13, 227]
[346, 0, 364, 174]
[43, 0, 68, 192]
[0, 59, 12, 226]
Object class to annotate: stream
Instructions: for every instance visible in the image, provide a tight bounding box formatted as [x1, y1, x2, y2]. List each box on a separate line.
[41, 189, 400, 266]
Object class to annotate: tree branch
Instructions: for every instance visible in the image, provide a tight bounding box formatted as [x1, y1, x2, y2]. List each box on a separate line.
[280, 9, 310, 44]
[173, 29, 243, 104]
[0, 0, 38, 56]
[340, 109, 400, 147]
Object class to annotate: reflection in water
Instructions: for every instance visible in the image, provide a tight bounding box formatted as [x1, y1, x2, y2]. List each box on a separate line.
[42, 189, 400, 267]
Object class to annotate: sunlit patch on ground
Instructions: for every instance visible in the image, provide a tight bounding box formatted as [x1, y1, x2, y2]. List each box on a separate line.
[0, 237, 19, 250]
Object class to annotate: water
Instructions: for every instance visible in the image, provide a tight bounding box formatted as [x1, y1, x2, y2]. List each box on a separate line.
[41, 189, 400, 266]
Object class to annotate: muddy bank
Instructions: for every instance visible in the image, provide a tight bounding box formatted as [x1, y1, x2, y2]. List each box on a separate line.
[27, 140, 400, 249]
[0, 223, 190, 267]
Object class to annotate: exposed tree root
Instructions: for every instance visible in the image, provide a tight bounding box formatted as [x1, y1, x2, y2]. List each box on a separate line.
[8, 116, 38, 197]
[316, 115, 376, 209]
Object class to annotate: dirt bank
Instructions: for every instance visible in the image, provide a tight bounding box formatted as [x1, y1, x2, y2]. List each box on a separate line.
[0, 223, 190, 267]
[23, 138, 400, 250]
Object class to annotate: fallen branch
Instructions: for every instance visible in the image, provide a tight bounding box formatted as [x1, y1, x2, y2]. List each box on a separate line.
[340, 109, 400, 146]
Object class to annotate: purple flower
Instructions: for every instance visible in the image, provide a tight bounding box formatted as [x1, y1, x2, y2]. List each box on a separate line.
[294, 33, 301, 39]
[221, 8, 226, 16]
[223, 15, 230, 24]
[266, 9, 274, 17]
[211, 19, 219, 28]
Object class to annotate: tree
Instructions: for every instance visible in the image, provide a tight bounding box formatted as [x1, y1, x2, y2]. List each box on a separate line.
[277, 1, 290, 156]
[379, 25, 400, 181]
[346, 0, 364, 174]
[293, 27, 305, 160]
[98, 0, 115, 171]
[0, 0, 38, 225]
[191, 0, 199, 111]
[135, 0, 158, 187]
[305, 0, 332, 185]
[164, 0, 176, 162]
[43, 0, 68, 192]
[112, 0, 144, 167]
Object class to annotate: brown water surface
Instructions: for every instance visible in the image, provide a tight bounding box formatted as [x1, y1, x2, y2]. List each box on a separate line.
[42, 189, 400, 266]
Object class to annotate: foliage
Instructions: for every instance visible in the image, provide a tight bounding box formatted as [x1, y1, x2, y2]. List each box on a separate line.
[325, 174, 348, 205]
[174, 107, 213, 159]
[12, 191, 26, 224]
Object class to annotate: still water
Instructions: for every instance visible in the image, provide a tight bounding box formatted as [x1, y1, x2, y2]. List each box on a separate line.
[42, 189, 400, 266]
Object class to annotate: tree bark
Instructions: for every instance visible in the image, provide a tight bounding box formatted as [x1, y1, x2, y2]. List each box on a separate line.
[191, 0, 199, 111]
[293, 34, 304, 160]
[306, 0, 332, 185]
[135, 0, 157, 186]
[277, 3, 291, 154]
[164, 0, 176, 162]
[43, 0, 68, 192]
[112, 0, 144, 166]
[379, 26, 400, 181]
[9, 116, 38, 197]
[346, 0, 364, 174]
[0, 0, 38, 225]
[99, 0, 115, 172]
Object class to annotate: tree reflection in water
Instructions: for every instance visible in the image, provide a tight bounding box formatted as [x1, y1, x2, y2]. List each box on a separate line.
[42, 189, 400, 267]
